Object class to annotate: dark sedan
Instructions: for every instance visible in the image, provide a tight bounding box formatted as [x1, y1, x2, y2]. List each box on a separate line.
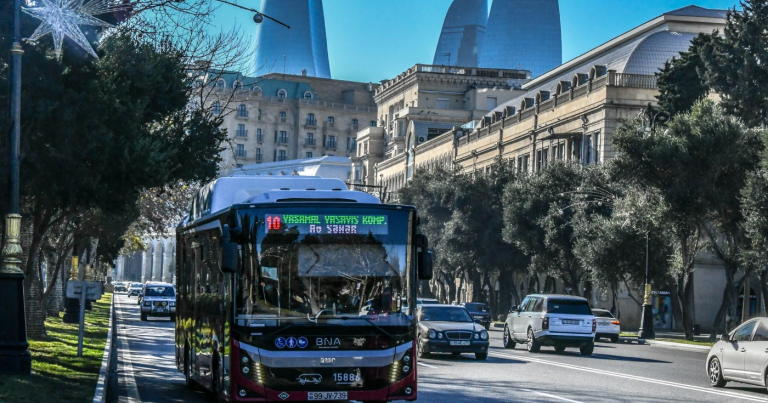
[416, 305, 489, 360]
[462, 302, 492, 329]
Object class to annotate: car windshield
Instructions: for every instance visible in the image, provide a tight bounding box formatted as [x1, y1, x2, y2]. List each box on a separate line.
[547, 299, 592, 315]
[236, 207, 413, 326]
[145, 286, 175, 297]
[420, 306, 473, 322]
[593, 310, 614, 318]
[464, 303, 488, 312]
[418, 299, 438, 304]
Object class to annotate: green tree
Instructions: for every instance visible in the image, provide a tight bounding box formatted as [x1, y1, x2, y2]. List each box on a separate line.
[613, 100, 763, 339]
[655, 35, 710, 116]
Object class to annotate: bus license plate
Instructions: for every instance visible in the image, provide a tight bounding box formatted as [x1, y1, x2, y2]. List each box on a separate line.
[450, 341, 470, 346]
[307, 391, 347, 400]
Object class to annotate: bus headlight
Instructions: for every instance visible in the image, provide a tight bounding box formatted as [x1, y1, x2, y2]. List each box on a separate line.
[428, 330, 436, 339]
[480, 330, 488, 340]
[241, 355, 249, 365]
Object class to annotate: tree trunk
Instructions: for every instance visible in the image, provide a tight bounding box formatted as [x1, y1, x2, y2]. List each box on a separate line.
[677, 271, 694, 340]
[761, 270, 768, 318]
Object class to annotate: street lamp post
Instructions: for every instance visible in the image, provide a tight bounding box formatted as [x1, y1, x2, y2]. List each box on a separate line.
[638, 232, 655, 339]
[0, 0, 31, 375]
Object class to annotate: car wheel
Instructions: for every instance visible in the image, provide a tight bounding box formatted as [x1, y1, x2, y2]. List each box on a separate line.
[580, 341, 594, 356]
[610, 335, 619, 343]
[140, 312, 147, 321]
[709, 357, 727, 387]
[503, 326, 516, 349]
[554, 345, 566, 353]
[417, 336, 430, 358]
[475, 352, 488, 360]
[527, 328, 541, 353]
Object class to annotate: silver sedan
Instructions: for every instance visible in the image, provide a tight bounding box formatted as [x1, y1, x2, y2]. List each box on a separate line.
[707, 317, 768, 390]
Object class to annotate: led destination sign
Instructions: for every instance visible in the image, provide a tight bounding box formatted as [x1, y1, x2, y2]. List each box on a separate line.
[265, 214, 389, 235]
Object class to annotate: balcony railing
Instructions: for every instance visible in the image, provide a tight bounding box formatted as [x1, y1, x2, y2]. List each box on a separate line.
[611, 73, 658, 89]
[236, 130, 248, 138]
[236, 150, 247, 158]
[306, 138, 316, 146]
[279, 137, 289, 144]
[256, 134, 263, 143]
[255, 154, 262, 161]
[327, 141, 337, 149]
[306, 119, 317, 127]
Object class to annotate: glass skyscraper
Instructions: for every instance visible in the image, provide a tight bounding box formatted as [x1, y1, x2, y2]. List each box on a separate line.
[254, 0, 332, 78]
[433, 0, 488, 67]
[479, 0, 562, 77]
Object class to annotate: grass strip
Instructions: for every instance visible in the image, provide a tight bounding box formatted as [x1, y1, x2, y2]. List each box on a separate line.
[655, 338, 714, 347]
[0, 292, 113, 403]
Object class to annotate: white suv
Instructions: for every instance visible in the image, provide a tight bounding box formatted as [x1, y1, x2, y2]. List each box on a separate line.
[503, 294, 596, 355]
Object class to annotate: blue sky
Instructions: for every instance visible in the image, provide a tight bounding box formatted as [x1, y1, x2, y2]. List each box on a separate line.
[209, 0, 740, 83]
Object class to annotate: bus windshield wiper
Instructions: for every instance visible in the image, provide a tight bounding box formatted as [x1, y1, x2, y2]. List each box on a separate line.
[316, 315, 394, 338]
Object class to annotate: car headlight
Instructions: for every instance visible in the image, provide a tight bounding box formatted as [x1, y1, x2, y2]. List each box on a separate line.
[474, 333, 479, 339]
[438, 332, 443, 339]
[428, 330, 436, 339]
[143, 301, 150, 306]
[480, 330, 488, 340]
[170, 302, 176, 307]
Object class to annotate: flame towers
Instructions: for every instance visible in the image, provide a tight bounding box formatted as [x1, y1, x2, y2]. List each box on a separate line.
[434, 0, 562, 78]
[432, 0, 488, 67]
[254, 0, 332, 78]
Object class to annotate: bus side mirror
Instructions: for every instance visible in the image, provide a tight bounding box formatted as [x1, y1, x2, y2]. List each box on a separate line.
[417, 234, 433, 280]
[221, 224, 238, 273]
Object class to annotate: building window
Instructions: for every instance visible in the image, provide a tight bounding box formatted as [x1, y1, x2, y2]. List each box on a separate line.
[255, 148, 262, 161]
[306, 132, 315, 146]
[257, 109, 262, 121]
[436, 98, 450, 109]
[585, 135, 592, 163]
[370, 120, 376, 127]
[279, 131, 288, 144]
[306, 152, 313, 159]
[253, 86, 261, 93]
[216, 79, 225, 89]
[257, 128, 263, 142]
[234, 80, 242, 90]
[236, 144, 246, 158]
[594, 132, 601, 163]
[307, 113, 316, 126]
[346, 137, 351, 150]
[212, 101, 221, 115]
[280, 111, 287, 122]
[304, 91, 313, 100]
[327, 116, 335, 123]
[236, 124, 247, 137]
[352, 119, 359, 128]
[278, 150, 287, 161]
[327, 135, 336, 149]
[277, 89, 287, 98]
[237, 104, 247, 117]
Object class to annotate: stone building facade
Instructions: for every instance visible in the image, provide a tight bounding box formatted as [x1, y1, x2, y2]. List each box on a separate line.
[198, 71, 378, 176]
[351, 64, 531, 187]
[367, 6, 741, 332]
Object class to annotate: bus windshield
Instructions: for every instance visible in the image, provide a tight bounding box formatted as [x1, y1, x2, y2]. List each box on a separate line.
[236, 207, 412, 326]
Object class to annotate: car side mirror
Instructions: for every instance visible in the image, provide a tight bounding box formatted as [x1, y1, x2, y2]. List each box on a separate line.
[417, 234, 433, 280]
[510, 305, 519, 313]
[221, 224, 238, 273]
[720, 333, 731, 342]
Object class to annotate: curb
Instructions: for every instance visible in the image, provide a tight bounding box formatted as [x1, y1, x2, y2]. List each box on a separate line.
[92, 295, 116, 403]
[644, 339, 711, 351]
[618, 337, 646, 345]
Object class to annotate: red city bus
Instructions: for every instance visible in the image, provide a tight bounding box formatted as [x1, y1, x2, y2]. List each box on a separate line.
[175, 177, 432, 402]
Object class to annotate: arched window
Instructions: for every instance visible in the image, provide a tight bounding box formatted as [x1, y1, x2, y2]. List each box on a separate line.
[216, 79, 225, 89]
[237, 104, 247, 117]
[352, 119, 359, 127]
[234, 80, 242, 90]
[277, 89, 287, 98]
[257, 109, 262, 121]
[304, 91, 313, 100]
[370, 120, 376, 127]
[307, 113, 316, 126]
[212, 101, 221, 115]
[253, 86, 261, 93]
[280, 111, 287, 122]
[327, 116, 335, 123]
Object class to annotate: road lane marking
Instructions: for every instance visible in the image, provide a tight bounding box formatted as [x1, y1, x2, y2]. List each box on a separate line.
[418, 362, 438, 368]
[490, 351, 768, 402]
[520, 388, 585, 403]
[116, 296, 141, 403]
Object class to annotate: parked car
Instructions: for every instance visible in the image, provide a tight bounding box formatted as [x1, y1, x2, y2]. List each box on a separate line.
[416, 304, 489, 360]
[592, 308, 621, 343]
[503, 294, 596, 356]
[127, 283, 143, 297]
[139, 282, 176, 321]
[462, 302, 492, 329]
[707, 317, 768, 389]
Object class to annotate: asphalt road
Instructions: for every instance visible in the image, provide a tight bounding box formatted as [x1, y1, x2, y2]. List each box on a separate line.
[109, 293, 768, 402]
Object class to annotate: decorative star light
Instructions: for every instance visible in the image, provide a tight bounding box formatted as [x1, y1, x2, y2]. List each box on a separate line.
[23, 0, 122, 59]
